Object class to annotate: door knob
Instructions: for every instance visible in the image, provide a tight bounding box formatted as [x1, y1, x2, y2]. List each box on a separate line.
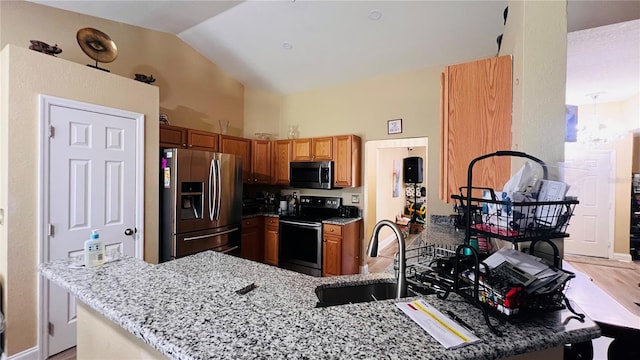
[124, 228, 135, 236]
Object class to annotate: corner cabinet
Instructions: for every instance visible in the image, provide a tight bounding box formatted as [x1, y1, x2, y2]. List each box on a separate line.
[264, 217, 279, 266]
[219, 135, 252, 183]
[251, 140, 272, 184]
[272, 140, 292, 185]
[439, 55, 512, 202]
[322, 220, 361, 277]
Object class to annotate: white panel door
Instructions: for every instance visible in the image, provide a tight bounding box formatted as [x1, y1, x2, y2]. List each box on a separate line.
[564, 149, 614, 258]
[47, 104, 138, 356]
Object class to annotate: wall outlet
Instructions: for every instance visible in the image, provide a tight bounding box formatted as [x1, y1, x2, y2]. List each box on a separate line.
[351, 195, 360, 204]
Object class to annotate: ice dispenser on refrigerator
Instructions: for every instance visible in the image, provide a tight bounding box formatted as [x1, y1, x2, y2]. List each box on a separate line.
[160, 148, 242, 262]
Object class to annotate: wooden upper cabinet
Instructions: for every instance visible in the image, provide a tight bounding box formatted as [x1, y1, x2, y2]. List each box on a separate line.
[333, 135, 361, 188]
[160, 124, 219, 151]
[187, 129, 219, 151]
[251, 139, 271, 184]
[159, 124, 187, 148]
[272, 140, 292, 185]
[439, 55, 512, 203]
[220, 135, 251, 183]
[292, 137, 333, 161]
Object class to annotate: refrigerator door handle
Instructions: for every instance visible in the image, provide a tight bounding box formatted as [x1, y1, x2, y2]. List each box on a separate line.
[183, 227, 239, 241]
[208, 160, 218, 221]
[215, 159, 222, 221]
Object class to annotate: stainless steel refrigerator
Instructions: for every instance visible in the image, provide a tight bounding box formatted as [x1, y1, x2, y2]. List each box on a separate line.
[160, 148, 242, 262]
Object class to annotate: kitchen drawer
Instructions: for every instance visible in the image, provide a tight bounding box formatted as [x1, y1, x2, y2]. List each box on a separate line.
[323, 224, 342, 236]
[265, 217, 279, 228]
[242, 217, 261, 228]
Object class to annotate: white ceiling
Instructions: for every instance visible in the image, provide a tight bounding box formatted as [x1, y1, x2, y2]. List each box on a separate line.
[30, 0, 640, 103]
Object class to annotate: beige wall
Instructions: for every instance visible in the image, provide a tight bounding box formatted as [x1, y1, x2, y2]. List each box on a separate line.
[501, 0, 567, 175]
[0, 0, 243, 135]
[278, 67, 445, 214]
[243, 87, 281, 139]
[0, 45, 159, 356]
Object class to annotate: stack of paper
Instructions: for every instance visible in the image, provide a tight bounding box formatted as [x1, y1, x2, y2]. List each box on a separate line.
[535, 180, 569, 226]
[481, 248, 569, 295]
[396, 299, 482, 349]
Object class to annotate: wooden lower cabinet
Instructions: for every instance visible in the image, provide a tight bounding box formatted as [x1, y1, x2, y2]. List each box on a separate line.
[323, 227, 342, 277]
[322, 220, 361, 276]
[264, 217, 279, 266]
[241, 217, 263, 262]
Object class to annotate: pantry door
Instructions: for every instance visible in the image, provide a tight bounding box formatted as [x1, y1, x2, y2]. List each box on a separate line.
[563, 149, 614, 258]
[41, 96, 144, 357]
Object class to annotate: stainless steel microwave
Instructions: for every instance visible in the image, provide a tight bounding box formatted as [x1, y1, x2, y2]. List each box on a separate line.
[289, 161, 334, 189]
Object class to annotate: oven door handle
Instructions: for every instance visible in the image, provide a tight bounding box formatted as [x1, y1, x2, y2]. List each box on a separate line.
[280, 220, 322, 228]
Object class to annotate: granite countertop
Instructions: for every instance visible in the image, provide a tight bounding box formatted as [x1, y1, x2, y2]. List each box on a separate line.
[322, 216, 362, 225]
[40, 251, 600, 360]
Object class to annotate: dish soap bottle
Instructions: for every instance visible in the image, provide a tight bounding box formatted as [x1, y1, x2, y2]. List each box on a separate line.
[84, 229, 105, 267]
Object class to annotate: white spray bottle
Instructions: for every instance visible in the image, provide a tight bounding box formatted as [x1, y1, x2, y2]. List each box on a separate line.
[84, 229, 105, 267]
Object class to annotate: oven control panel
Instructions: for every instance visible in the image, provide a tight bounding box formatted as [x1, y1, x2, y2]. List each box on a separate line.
[299, 196, 342, 209]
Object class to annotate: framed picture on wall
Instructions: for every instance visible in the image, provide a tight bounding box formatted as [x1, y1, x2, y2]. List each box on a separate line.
[388, 119, 402, 135]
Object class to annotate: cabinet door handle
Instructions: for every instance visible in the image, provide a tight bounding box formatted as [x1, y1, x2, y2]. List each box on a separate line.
[182, 143, 187, 147]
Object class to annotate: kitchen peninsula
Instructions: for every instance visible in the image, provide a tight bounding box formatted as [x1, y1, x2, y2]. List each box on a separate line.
[40, 251, 599, 360]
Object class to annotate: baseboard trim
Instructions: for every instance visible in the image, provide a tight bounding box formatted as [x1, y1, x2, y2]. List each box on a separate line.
[612, 252, 632, 262]
[6, 347, 39, 360]
[5, 346, 39, 360]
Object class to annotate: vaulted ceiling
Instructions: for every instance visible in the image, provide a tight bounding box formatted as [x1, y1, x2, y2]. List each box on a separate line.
[31, 1, 640, 104]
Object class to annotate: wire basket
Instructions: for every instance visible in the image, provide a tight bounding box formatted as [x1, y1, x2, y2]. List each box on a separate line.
[394, 242, 459, 296]
[452, 187, 578, 242]
[457, 265, 575, 317]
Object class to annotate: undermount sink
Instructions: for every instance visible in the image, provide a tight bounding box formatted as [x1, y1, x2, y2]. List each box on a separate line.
[315, 281, 419, 307]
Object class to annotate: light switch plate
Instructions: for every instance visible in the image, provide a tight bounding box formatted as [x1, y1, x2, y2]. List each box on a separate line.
[351, 195, 360, 204]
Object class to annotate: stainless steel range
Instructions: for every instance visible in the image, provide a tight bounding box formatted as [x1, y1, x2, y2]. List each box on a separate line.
[278, 196, 341, 276]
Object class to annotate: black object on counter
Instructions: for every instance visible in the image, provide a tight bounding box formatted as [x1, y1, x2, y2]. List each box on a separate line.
[339, 205, 359, 218]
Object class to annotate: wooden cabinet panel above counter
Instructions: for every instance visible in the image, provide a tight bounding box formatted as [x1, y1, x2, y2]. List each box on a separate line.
[439, 55, 512, 202]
